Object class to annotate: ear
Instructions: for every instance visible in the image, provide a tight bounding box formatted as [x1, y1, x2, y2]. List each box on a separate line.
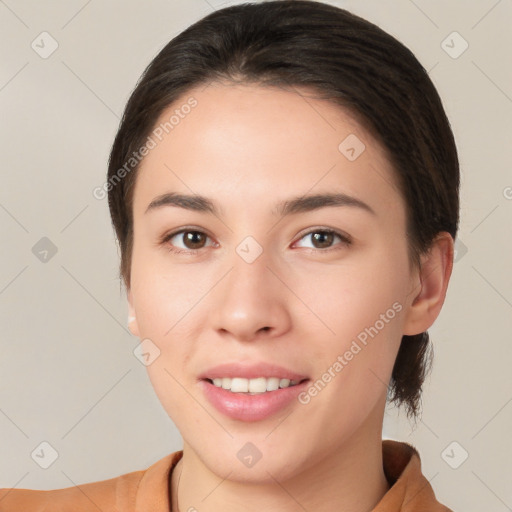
[403, 232, 454, 336]
[127, 287, 141, 338]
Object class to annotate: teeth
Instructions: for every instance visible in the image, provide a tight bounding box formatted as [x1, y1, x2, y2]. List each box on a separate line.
[211, 377, 300, 393]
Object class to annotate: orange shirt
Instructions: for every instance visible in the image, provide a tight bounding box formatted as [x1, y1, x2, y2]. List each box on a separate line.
[0, 440, 453, 511]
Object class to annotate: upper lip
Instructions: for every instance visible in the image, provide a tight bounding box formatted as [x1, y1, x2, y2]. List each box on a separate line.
[198, 362, 310, 381]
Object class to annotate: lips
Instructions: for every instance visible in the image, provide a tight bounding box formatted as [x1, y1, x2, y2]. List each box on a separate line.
[198, 361, 309, 381]
[198, 362, 311, 421]
[200, 378, 310, 422]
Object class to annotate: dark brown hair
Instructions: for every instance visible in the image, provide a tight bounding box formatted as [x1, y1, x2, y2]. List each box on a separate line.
[107, 0, 459, 420]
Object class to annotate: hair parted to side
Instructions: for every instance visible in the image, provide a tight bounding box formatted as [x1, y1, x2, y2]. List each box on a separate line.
[107, 0, 460, 421]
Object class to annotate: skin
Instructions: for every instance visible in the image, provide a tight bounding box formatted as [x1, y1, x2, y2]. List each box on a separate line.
[127, 82, 454, 512]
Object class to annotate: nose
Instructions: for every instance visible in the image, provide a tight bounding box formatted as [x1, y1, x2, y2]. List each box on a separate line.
[210, 247, 292, 343]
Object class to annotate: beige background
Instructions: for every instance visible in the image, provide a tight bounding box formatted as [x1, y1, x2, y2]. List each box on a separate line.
[1, 0, 511, 510]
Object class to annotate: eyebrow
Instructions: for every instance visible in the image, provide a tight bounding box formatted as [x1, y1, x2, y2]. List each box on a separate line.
[145, 192, 376, 217]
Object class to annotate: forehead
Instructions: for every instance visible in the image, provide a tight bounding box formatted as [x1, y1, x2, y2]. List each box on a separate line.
[133, 82, 403, 220]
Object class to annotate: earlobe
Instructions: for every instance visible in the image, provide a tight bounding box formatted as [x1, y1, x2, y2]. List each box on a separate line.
[127, 288, 141, 338]
[403, 232, 454, 336]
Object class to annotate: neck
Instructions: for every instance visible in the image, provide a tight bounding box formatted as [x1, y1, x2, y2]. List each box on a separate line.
[171, 412, 390, 512]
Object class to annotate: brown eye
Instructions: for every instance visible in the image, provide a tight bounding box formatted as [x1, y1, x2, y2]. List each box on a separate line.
[310, 231, 335, 249]
[295, 228, 352, 251]
[164, 229, 214, 254]
[181, 231, 207, 249]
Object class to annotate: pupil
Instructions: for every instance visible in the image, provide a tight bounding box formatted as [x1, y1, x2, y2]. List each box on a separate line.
[186, 231, 204, 249]
[313, 232, 333, 248]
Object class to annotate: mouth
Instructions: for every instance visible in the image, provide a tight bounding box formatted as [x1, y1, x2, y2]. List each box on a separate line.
[203, 376, 310, 395]
[199, 376, 311, 422]
[198, 362, 311, 421]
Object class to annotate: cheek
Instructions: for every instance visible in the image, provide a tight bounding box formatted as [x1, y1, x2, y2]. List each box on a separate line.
[145, 359, 201, 440]
[129, 254, 207, 390]
[294, 250, 407, 340]
[290, 252, 408, 407]
[130, 250, 201, 339]
[294, 268, 405, 436]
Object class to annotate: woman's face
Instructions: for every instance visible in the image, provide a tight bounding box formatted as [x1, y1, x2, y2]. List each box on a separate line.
[128, 82, 419, 481]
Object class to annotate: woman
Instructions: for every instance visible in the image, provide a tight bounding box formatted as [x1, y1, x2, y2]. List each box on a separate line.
[0, 1, 458, 510]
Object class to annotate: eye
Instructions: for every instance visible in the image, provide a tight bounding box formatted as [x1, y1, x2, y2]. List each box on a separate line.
[160, 227, 352, 255]
[294, 228, 352, 252]
[161, 228, 215, 254]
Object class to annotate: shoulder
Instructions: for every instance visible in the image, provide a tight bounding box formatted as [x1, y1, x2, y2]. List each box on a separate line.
[381, 439, 454, 511]
[0, 451, 182, 512]
[0, 470, 143, 511]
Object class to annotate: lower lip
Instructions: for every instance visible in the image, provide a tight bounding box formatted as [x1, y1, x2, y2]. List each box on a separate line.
[200, 379, 310, 422]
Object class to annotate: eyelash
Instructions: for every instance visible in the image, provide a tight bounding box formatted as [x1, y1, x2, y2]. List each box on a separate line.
[160, 227, 352, 255]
